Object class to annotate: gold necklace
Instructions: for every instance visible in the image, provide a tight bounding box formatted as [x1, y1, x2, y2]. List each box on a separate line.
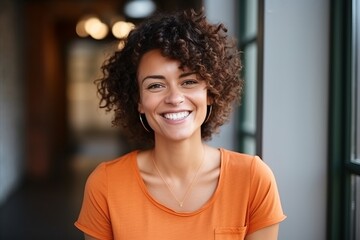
[151, 146, 205, 207]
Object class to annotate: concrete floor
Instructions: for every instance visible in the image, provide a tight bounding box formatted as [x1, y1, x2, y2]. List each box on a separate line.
[0, 156, 98, 240]
[0, 134, 135, 239]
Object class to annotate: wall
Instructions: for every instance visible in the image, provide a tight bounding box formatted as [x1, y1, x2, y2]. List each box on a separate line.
[203, 1, 329, 239]
[0, 0, 25, 205]
[24, 3, 69, 179]
[262, 1, 329, 239]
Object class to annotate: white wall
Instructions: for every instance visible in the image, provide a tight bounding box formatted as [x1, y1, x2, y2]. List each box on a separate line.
[262, 1, 329, 240]
[204, 1, 329, 239]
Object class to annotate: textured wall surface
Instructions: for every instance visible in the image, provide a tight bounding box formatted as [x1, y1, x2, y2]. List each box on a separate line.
[0, 0, 25, 205]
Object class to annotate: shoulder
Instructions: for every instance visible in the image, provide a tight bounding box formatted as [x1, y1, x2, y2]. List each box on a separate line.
[220, 148, 254, 161]
[86, 150, 138, 186]
[96, 150, 137, 171]
[220, 148, 256, 169]
[220, 148, 275, 181]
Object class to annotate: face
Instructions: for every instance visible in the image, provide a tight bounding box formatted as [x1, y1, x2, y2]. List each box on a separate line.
[137, 49, 210, 142]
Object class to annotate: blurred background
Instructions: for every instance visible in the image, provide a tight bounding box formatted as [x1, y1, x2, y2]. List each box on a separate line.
[0, 0, 359, 239]
[0, 0, 204, 239]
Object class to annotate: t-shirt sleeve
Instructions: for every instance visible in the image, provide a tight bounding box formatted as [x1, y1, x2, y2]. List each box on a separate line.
[75, 163, 113, 240]
[247, 156, 286, 235]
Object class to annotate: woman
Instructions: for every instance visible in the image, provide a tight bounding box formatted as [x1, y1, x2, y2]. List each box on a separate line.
[75, 9, 286, 240]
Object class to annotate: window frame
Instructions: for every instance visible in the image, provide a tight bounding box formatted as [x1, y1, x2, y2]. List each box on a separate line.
[328, 0, 360, 239]
[237, 0, 264, 156]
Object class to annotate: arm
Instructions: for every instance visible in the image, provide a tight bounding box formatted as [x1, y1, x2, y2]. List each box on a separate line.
[245, 224, 279, 240]
[76, 163, 112, 240]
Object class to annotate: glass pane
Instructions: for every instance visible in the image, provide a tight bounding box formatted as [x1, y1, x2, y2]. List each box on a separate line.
[243, 136, 256, 155]
[351, 0, 360, 164]
[67, 40, 116, 133]
[357, 176, 360, 240]
[66, 40, 124, 160]
[242, 43, 258, 134]
[356, 0, 360, 161]
[350, 175, 360, 240]
[244, 0, 258, 39]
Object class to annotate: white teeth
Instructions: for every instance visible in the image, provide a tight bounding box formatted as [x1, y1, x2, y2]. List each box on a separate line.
[163, 111, 190, 120]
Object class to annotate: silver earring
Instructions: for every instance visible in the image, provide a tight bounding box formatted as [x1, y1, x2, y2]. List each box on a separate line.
[204, 105, 212, 123]
[139, 113, 151, 132]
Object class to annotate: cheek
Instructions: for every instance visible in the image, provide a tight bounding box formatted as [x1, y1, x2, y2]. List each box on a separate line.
[138, 94, 157, 112]
[194, 90, 209, 105]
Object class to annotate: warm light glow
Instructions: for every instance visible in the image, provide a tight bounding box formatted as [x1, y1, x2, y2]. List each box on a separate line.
[76, 19, 89, 37]
[112, 21, 135, 39]
[118, 40, 125, 50]
[84, 17, 109, 40]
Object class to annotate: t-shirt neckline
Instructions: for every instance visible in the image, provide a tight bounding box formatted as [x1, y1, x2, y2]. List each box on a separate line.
[132, 148, 226, 216]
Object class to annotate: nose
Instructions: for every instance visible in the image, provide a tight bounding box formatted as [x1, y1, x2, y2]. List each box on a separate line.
[165, 86, 184, 106]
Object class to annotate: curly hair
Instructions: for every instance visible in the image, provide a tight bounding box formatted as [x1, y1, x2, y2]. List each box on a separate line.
[96, 9, 243, 146]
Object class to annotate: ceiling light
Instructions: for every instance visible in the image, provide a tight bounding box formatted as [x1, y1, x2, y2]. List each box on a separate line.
[124, 0, 156, 18]
[84, 17, 109, 40]
[112, 21, 135, 39]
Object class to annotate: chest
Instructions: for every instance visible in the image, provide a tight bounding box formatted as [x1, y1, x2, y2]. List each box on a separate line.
[107, 173, 250, 240]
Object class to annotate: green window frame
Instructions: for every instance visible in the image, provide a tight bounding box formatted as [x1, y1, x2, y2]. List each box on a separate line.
[238, 0, 264, 156]
[328, 0, 360, 239]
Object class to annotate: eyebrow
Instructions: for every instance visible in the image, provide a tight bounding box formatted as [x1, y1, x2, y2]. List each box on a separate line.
[141, 71, 197, 83]
[179, 71, 197, 78]
[141, 75, 165, 83]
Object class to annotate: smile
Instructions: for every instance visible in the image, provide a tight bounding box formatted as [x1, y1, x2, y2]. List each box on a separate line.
[163, 111, 190, 121]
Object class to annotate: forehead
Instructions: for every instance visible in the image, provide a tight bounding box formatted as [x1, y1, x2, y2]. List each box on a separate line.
[137, 49, 191, 76]
[139, 49, 174, 64]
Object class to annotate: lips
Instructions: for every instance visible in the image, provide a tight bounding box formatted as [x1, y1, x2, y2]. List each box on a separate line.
[163, 111, 190, 120]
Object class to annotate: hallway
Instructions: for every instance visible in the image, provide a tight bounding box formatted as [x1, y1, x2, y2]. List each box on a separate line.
[0, 156, 97, 239]
[1, 1, 192, 238]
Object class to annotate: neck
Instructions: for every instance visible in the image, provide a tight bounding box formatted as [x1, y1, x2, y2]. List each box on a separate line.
[152, 139, 205, 179]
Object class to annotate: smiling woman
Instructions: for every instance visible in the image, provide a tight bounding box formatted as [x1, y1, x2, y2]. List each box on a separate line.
[75, 9, 286, 240]
[137, 50, 209, 143]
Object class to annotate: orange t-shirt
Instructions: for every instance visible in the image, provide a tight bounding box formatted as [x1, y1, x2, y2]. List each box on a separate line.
[75, 148, 286, 240]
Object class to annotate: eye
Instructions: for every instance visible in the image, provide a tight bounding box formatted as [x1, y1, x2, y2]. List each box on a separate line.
[146, 83, 165, 91]
[182, 79, 199, 87]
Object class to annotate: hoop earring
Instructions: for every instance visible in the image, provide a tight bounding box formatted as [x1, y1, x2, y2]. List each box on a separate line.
[139, 113, 151, 132]
[204, 105, 212, 123]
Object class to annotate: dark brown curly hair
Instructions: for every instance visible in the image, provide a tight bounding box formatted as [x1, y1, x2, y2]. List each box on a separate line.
[96, 9, 243, 146]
